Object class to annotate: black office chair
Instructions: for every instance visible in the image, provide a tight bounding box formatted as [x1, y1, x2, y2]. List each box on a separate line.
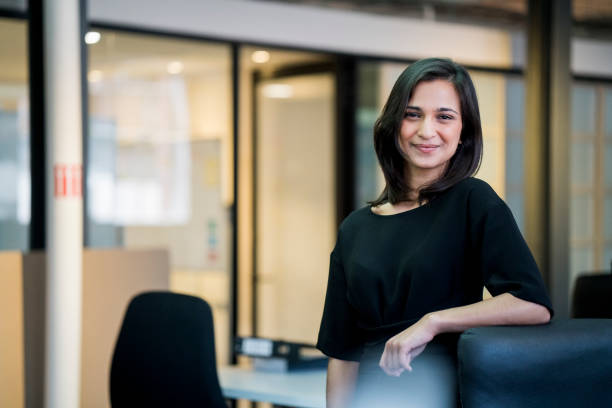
[110, 291, 227, 408]
[572, 272, 612, 318]
[457, 319, 612, 408]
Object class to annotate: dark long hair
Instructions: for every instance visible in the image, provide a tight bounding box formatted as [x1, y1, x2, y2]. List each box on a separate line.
[370, 58, 483, 206]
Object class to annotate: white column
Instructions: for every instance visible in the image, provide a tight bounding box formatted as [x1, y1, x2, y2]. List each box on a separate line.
[44, 0, 84, 407]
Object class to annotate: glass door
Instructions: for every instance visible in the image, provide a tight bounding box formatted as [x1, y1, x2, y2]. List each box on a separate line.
[254, 69, 336, 344]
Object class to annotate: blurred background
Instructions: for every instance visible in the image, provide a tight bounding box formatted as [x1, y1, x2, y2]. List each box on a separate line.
[0, 0, 610, 407]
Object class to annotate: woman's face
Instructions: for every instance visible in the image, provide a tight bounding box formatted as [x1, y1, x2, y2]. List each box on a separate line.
[398, 79, 463, 180]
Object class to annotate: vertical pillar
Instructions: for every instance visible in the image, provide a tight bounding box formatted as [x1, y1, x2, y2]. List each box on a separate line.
[335, 56, 356, 225]
[525, 0, 571, 316]
[230, 43, 239, 365]
[43, 0, 84, 407]
[29, 0, 46, 251]
[548, 0, 571, 317]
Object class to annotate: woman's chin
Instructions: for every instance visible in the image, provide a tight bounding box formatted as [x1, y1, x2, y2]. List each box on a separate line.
[408, 161, 447, 173]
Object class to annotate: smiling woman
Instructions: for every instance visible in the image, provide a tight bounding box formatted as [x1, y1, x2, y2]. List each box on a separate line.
[370, 58, 483, 212]
[398, 80, 463, 188]
[316, 58, 552, 408]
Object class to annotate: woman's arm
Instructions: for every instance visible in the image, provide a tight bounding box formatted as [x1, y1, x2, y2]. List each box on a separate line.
[379, 293, 551, 376]
[428, 292, 550, 332]
[326, 357, 360, 408]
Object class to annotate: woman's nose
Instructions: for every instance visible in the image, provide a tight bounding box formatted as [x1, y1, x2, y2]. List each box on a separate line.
[417, 117, 436, 139]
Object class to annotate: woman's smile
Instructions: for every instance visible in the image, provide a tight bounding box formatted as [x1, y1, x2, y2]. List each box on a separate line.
[412, 143, 440, 153]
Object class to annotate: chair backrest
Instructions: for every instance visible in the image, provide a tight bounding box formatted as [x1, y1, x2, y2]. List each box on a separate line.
[110, 291, 226, 408]
[572, 272, 612, 318]
[457, 319, 612, 408]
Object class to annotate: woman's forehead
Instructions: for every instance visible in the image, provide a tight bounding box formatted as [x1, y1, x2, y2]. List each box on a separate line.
[407, 80, 461, 108]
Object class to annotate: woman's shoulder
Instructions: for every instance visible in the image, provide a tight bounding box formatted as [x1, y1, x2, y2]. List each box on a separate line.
[332, 206, 373, 249]
[438, 177, 506, 219]
[451, 176, 494, 193]
[447, 177, 515, 227]
[450, 177, 502, 203]
[338, 205, 372, 231]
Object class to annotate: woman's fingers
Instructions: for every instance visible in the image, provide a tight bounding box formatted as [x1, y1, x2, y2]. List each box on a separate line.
[381, 341, 429, 375]
[411, 343, 427, 359]
[380, 340, 397, 375]
[379, 342, 393, 375]
[379, 345, 389, 373]
[399, 346, 413, 372]
[379, 320, 435, 376]
[380, 339, 411, 376]
[390, 340, 400, 371]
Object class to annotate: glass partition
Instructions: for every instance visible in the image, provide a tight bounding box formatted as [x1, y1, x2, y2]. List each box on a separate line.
[604, 88, 612, 268]
[0, 0, 26, 12]
[255, 71, 336, 343]
[87, 30, 234, 364]
[237, 46, 336, 346]
[569, 83, 612, 294]
[0, 17, 29, 250]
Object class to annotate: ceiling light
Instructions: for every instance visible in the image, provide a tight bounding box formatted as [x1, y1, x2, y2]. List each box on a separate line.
[85, 31, 101, 45]
[167, 61, 184, 75]
[252, 50, 270, 64]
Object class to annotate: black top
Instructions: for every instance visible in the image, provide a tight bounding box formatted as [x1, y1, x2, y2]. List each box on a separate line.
[316, 177, 554, 362]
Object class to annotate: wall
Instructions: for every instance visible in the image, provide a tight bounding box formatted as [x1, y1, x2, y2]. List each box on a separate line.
[89, 0, 514, 68]
[512, 32, 612, 77]
[89, 0, 612, 77]
[0, 251, 25, 408]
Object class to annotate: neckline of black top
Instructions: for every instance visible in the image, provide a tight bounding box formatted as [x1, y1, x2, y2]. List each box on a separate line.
[368, 201, 430, 217]
[367, 178, 471, 218]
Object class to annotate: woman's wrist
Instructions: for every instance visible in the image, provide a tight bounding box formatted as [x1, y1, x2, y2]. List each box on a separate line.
[421, 312, 444, 337]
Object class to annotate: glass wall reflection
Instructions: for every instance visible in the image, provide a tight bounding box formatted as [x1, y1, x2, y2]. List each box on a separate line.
[0, 0, 27, 12]
[87, 30, 234, 364]
[238, 47, 336, 346]
[569, 82, 612, 293]
[0, 17, 29, 250]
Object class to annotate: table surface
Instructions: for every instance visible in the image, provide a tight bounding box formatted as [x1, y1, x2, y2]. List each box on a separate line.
[219, 365, 326, 408]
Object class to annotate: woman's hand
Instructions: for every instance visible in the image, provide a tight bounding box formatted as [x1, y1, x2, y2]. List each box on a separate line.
[379, 314, 438, 376]
[378, 294, 550, 377]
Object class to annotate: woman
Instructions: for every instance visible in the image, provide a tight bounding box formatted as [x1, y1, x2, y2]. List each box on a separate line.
[316, 58, 553, 407]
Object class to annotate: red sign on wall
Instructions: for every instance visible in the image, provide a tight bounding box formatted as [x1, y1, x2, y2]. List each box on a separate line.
[54, 164, 82, 198]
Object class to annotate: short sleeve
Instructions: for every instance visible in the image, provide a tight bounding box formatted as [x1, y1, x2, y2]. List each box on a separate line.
[316, 248, 364, 362]
[473, 200, 554, 318]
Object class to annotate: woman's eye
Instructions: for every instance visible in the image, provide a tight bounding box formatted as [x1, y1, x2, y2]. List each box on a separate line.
[404, 111, 420, 118]
[438, 114, 454, 120]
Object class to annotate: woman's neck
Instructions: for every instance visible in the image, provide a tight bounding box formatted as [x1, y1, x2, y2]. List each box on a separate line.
[404, 165, 445, 194]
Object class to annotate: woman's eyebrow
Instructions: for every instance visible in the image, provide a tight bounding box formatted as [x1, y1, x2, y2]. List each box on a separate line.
[405, 106, 459, 115]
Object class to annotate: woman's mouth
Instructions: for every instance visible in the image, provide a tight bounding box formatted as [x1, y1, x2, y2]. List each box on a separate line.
[413, 144, 439, 153]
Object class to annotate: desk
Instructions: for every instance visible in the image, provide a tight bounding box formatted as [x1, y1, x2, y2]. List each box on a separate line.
[219, 366, 326, 408]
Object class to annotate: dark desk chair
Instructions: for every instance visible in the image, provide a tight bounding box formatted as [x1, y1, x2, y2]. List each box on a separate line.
[457, 319, 612, 408]
[572, 272, 612, 318]
[110, 292, 226, 408]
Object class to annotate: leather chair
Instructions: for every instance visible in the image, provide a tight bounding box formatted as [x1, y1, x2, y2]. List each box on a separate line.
[572, 272, 612, 318]
[110, 291, 227, 408]
[457, 319, 612, 408]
